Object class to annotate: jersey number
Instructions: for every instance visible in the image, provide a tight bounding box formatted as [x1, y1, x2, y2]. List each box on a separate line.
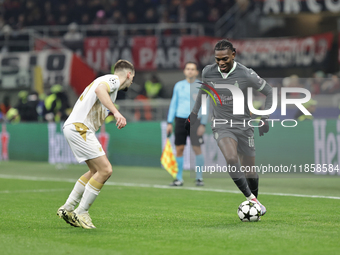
[248, 137, 255, 147]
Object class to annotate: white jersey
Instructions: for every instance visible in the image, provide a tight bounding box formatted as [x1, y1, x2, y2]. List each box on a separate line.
[64, 74, 120, 132]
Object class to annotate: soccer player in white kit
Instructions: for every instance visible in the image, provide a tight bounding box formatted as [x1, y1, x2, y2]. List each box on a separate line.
[57, 60, 135, 229]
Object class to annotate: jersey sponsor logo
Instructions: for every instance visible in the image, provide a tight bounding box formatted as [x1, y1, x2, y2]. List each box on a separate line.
[214, 94, 233, 105]
[197, 82, 222, 106]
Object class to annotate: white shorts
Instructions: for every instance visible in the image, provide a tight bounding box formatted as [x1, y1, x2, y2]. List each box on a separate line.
[63, 123, 105, 163]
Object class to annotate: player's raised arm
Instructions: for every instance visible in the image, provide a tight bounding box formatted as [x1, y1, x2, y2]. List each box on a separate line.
[95, 83, 126, 129]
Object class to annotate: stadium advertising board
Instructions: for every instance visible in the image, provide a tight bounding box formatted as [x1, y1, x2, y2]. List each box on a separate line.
[1, 121, 340, 175]
[81, 33, 333, 71]
[0, 50, 95, 94]
[257, 0, 340, 14]
[0, 50, 72, 89]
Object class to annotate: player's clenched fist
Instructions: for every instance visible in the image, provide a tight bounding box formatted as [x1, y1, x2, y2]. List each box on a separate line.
[114, 112, 126, 129]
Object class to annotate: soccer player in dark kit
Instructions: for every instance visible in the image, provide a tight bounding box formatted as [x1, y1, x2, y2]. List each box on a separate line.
[186, 39, 273, 215]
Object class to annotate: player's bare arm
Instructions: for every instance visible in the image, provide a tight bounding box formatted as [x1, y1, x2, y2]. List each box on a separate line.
[95, 83, 126, 129]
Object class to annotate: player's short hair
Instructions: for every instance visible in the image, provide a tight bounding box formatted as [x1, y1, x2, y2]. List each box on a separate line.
[113, 59, 135, 74]
[214, 39, 236, 53]
[184, 62, 198, 70]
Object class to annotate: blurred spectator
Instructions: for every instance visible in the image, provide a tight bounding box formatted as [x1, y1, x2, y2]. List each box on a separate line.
[89, 0, 105, 21]
[81, 14, 91, 25]
[63, 23, 83, 42]
[23, 91, 40, 122]
[16, 90, 28, 120]
[187, 0, 208, 23]
[143, 75, 164, 98]
[127, 11, 137, 24]
[0, 95, 11, 116]
[1, 24, 12, 53]
[320, 75, 340, 94]
[44, 85, 70, 122]
[207, 8, 220, 23]
[144, 8, 158, 24]
[63, 22, 83, 53]
[311, 71, 325, 95]
[46, 14, 57, 26]
[107, 10, 125, 24]
[282, 74, 302, 97]
[93, 10, 107, 25]
[73, 0, 89, 24]
[294, 99, 317, 121]
[6, 108, 20, 123]
[14, 91, 40, 122]
[14, 14, 26, 30]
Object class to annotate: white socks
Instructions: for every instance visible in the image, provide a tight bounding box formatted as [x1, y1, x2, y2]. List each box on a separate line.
[75, 178, 103, 215]
[64, 175, 89, 211]
[246, 194, 256, 201]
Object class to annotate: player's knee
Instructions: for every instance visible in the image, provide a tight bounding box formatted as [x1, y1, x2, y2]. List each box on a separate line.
[101, 163, 112, 178]
[106, 166, 113, 178]
[226, 155, 238, 164]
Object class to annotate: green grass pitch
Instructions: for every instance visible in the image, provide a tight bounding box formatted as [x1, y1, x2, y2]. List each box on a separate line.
[1, 161, 340, 255]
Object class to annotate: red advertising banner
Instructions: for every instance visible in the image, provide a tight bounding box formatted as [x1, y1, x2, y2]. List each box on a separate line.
[132, 36, 158, 70]
[80, 32, 335, 71]
[34, 38, 62, 51]
[232, 32, 334, 68]
[70, 54, 97, 95]
[84, 37, 110, 71]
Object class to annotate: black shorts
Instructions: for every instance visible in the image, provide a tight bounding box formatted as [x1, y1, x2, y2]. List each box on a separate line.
[174, 117, 204, 146]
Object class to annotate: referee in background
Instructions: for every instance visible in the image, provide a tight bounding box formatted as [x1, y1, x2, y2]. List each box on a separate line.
[166, 62, 208, 186]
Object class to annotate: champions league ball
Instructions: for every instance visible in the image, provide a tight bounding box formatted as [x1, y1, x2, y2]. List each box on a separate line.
[237, 200, 261, 222]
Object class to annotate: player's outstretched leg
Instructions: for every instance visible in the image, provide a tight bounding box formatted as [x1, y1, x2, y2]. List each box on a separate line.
[218, 137, 266, 216]
[239, 155, 264, 214]
[246, 173, 259, 198]
[239, 154, 259, 198]
[229, 165, 266, 215]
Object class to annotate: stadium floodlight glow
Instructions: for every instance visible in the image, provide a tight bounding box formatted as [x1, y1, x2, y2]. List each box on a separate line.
[200, 84, 312, 116]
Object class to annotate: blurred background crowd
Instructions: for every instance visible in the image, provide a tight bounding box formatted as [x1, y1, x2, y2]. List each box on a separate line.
[1, 0, 236, 28]
[1, 0, 340, 123]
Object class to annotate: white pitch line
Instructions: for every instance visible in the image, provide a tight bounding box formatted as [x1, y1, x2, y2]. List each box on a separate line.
[1, 174, 340, 200]
[0, 188, 69, 194]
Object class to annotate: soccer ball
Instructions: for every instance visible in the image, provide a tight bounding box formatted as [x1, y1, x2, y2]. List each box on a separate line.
[237, 200, 261, 222]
